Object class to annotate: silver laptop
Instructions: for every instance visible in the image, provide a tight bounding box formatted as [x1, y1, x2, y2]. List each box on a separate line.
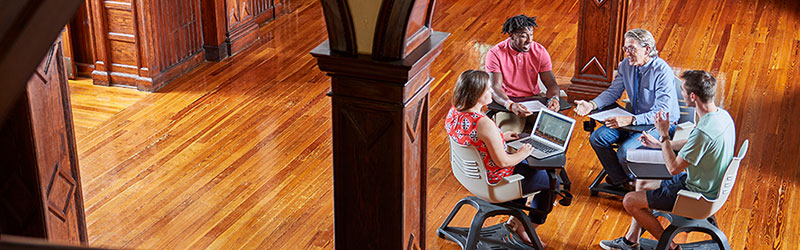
[508, 108, 576, 159]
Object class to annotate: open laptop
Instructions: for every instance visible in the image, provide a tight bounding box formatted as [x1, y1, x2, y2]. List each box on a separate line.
[508, 108, 576, 159]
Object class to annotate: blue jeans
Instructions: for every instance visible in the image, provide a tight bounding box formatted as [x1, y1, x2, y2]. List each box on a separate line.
[512, 163, 557, 224]
[589, 125, 676, 185]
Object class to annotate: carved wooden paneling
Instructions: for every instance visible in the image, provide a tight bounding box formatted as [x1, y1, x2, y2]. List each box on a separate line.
[568, 0, 628, 100]
[225, 0, 276, 55]
[91, 0, 205, 91]
[0, 35, 87, 244]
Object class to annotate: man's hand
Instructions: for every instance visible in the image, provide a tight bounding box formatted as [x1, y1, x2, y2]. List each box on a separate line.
[573, 100, 594, 116]
[503, 131, 520, 142]
[547, 97, 560, 112]
[653, 109, 671, 138]
[638, 132, 661, 149]
[510, 103, 533, 117]
[604, 116, 634, 129]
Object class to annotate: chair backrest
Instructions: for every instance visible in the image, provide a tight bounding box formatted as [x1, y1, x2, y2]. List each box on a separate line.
[448, 137, 524, 203]
[672, 139, 749, 219]
[449, 137, 491, 199]
[708, 139, 749, 214]
[674, 78, 696, 124]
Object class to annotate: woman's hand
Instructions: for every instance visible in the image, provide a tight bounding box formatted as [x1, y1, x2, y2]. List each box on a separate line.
[502, 131, 520, 142]
[517, 143, 534, 155]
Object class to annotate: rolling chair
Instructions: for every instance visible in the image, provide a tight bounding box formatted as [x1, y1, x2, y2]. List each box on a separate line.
[637, 139, 748, 250]
[586, 78, 695, 197]
[437, 137, 571, 250]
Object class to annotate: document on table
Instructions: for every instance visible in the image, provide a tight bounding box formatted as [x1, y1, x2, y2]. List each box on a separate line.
[588, 107, 634, 121]
[626, 148, 665, 164]
[519, 100, 547, 112]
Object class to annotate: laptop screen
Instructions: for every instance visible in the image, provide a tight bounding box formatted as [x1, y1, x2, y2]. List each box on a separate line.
[533, 111, 572, 147]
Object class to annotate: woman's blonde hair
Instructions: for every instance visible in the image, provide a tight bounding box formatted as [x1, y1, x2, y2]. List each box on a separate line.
[452, 70, 490, 111]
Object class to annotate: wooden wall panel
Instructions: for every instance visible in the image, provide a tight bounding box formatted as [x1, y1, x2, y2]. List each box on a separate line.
[224, 0, 276, 55]
[70, 0, 96, 77]
[91, 0, 205, 91]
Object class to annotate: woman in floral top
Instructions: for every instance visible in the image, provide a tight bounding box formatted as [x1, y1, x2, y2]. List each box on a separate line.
[445, 70, 555, 247]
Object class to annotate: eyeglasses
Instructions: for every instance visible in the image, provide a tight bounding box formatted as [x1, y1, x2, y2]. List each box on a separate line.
[621, 45, 641, 53]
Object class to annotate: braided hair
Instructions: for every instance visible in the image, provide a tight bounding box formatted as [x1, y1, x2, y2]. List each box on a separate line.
[501, 15, 538, 35]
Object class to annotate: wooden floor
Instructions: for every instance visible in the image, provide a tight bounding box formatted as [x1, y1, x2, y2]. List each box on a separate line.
[68, 0, 800, 249]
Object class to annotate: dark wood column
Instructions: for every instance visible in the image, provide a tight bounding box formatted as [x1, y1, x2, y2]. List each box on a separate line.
[312, 0, 444, 249]
[0, 34, 88, 244]
[568, 0, 628, 100]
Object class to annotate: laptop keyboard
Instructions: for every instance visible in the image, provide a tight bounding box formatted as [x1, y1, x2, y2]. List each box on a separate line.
[519, 138, 558, 154]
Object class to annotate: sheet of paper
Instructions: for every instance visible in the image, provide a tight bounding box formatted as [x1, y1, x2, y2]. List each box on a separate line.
[588, 107, 635, 121]
[626, 148, 665, 164]
[518, 100, 547, 112]
[673, 121, 695, 141]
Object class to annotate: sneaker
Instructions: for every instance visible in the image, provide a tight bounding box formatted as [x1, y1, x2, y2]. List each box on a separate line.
[599, 237, 640, 250]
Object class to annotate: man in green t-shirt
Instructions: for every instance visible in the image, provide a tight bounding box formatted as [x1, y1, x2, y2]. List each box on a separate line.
[599, 70, 736, 250]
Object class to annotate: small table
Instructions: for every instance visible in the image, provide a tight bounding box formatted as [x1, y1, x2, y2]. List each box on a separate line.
[487, 96, 572, 117]
[627, 162, 673, 180]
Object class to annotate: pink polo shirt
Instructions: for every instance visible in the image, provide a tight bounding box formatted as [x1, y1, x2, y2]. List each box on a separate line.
[485, 38, 553, 97]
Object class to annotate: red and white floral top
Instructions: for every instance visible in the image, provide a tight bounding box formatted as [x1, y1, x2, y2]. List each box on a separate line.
[445, 107, 513, 184]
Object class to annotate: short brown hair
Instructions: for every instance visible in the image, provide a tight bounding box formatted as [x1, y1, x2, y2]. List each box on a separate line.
[452, 70, 490, 110]
[680, 70, 716, 103]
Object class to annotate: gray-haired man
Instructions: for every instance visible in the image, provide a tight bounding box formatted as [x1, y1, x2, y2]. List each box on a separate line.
[574, 28, 681, 190]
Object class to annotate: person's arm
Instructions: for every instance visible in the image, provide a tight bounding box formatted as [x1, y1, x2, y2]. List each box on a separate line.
[539, 70, 561, 111]
[489, 72, 531, 116]
[661, 138, 691, 175]
[476, 116, 532, 168]
[592, 62, 627, 109]
[632, 69, 677, 125]
[640, 133, 687, 152]
[486, 50, 531, 116]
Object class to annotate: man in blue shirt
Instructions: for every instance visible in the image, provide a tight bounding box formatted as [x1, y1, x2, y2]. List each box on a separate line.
[599, 70, 736, 250]
[574, 28, 680, 190]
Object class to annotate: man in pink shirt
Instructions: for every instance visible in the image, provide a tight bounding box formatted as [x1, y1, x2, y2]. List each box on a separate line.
[486, 14, 561, 133]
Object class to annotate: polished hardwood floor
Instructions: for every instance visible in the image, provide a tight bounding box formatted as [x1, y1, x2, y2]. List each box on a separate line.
[68, 0, 800, 249]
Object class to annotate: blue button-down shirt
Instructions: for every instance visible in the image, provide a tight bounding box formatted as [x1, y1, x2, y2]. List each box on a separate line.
[593, 56, 680, 125]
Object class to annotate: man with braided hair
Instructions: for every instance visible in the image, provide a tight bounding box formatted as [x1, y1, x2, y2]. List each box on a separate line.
[485, 14, 562, 133]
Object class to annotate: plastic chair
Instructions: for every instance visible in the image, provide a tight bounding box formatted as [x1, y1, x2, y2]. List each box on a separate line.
[646, 139, 748, 250]
[437, 137, 565, 250]
[587, 77, 694, 197]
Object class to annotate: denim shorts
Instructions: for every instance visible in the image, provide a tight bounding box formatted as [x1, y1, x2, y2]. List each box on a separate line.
[646, 172, 687, 212]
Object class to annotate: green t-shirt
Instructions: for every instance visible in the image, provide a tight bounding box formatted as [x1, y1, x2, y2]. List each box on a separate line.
[677, 108, 736, 199]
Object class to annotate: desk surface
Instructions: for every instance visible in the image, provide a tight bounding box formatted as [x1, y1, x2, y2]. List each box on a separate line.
[627, 162, 673, 179]
[487, 96, 572, 113]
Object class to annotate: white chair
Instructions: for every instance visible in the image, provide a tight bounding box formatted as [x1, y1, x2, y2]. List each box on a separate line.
[651, 139, 749, 250]
[437, 137, 553, 250]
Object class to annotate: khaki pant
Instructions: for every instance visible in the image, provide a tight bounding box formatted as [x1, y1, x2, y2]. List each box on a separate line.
[495, 112, 538, 134]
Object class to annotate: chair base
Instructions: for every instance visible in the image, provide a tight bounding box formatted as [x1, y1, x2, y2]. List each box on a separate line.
[650, 211, 731, 250]
[437, 223, 536, 250]
[438, 196, 545, 250]
[638, 238, 722, 250]
[588, 169, 629, 197]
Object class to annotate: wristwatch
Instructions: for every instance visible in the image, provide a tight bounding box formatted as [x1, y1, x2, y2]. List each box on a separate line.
[661, 134, 670, 143]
